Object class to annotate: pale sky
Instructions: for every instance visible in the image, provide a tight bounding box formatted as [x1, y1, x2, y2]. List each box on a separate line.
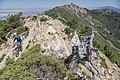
[0, 0, 120, 9]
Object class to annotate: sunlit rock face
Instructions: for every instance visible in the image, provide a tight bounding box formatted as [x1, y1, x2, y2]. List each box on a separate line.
[24, 15, 72, 58]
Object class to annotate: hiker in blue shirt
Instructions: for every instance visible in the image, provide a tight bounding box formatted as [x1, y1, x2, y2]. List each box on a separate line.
[13, 33, 22, 51]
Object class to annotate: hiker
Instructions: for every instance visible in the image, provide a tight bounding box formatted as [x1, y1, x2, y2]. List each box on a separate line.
[13, 33, 22, 51]
[24, 26, 29, 38]
[22, 26, 29, 39]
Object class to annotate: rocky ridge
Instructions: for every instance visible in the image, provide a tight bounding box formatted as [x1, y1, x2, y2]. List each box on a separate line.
[0, 10, 120, 80]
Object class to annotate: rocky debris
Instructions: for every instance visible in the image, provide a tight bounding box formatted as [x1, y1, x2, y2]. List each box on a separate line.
[66, 30, 120, 80]
[23, 15, 72, 58]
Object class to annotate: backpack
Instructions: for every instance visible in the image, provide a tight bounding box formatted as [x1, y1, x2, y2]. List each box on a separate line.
[15, 35, 21, 41]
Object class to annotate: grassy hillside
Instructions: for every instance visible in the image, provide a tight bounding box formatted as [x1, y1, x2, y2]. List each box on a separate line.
[88, 10, 120, 49]
[0, 44, 77, 80]
[93, 33, 120, 67]
[44, 6, 92, 36]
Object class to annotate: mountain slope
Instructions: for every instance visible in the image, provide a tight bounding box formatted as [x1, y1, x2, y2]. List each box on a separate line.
[44, 3, 120, 68]
[44, 4, 92, 36]
[88, 9, 120, 49]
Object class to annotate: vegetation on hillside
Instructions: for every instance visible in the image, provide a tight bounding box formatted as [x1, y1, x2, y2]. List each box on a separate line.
[93, 33, 120, 67]
[0, 44, 77, 80]
[0, 54, 6, 63]
[88, 10, 120, 49]
[44, 6, 92, 36]
[0, 13, 21, 45]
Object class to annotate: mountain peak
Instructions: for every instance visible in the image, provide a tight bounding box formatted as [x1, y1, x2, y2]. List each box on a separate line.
[69, 3, 79, 7]
[62, 3, 87, 14]
[63, 3, 81, 9]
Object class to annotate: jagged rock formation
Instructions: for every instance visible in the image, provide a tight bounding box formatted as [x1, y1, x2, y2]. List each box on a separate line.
[67, 30, 120, 80]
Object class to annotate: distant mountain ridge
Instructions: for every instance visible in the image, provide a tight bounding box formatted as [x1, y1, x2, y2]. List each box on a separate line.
[96, 6, 120, 13]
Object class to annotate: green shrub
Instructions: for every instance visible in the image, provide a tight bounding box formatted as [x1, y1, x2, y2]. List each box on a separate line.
[65, 27, 74, 35]
[0, 54, 6, 63]
[0, 39, 4, 45]
[0, 44, 76, 80]
[82, 71, 92, 80]
[17, 26, 26, 34]
[40, 17, 48, 21]
[32, 16, 37, 20]
[6, 57, 14, 66]
[100, 58, 107, 68]
[0, 14, 21, 44]
[41, 49, 46, 53]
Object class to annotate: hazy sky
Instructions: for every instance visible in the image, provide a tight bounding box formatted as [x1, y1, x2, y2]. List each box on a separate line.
[0, 0, 120, 9]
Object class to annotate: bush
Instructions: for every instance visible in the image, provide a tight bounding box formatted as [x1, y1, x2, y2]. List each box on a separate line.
[0, 14, 21, 45]
[0, 44, 76, 80]
[6, 57, 14, 66]
[65, 27, 74, 35]
[32, 16, 37, 20]
[100, 58, 107, 68]
[40, 17, 48, 22]
[17, 26, 26, 34]
[0, 39, 4, 45]
[0, 54, 6, 63]
[82, 71, 92, 80]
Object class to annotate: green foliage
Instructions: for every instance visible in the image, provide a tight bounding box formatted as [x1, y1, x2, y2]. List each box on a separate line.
[82, 71, 92, 80]
[100, 58, 107, 68]
[88, 10, 120, 49]
[0, 14, 21, 45]
[93, 33, 120, 67]
[65, 27, 74, 35]
[0, 39, 4, 45]
[40, 17, 48, 22]
[6, 57, 14, 66]
[0, 54, 6, 62]
[0, 44, 76, 80]
[16, 26, 26, 34]
[32, 16, 37, 20]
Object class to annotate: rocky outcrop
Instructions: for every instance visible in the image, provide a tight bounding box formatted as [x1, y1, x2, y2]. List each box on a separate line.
[0, 15, 72, 69]
[23, 15, 72, 58]
[67, 30, 120, 80]
[64, 3, 87, 14]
